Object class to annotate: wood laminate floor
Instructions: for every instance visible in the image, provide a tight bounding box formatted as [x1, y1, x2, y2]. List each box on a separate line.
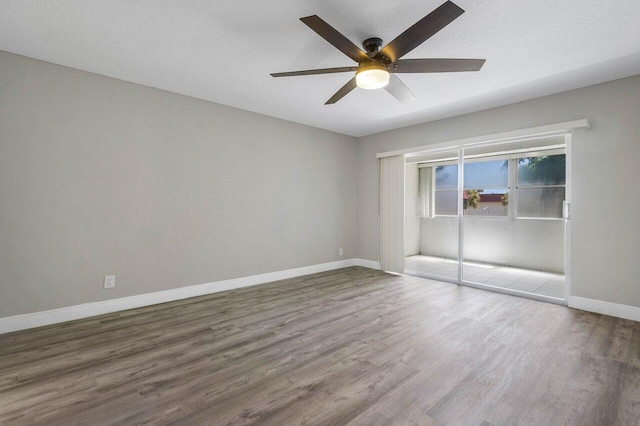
[1, 267, 639, 425]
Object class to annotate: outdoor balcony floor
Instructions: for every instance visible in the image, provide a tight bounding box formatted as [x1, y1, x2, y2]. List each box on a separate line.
[404, 255, 565, 299]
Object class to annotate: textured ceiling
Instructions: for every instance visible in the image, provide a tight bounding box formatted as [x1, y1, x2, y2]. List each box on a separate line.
[1, 0, 640, 137]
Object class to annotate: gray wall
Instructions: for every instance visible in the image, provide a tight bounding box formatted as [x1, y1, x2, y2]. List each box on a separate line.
[0, 51, 357, 317]
[357, 74, 640, 307]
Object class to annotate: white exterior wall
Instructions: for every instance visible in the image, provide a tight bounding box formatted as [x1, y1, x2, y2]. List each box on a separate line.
[419, 217, 564, 273]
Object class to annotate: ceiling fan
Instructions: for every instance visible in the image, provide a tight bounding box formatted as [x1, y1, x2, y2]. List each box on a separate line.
[271, 1, 485, 105]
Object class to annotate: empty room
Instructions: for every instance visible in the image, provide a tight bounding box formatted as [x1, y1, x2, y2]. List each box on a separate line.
[1, 1, 640, 425]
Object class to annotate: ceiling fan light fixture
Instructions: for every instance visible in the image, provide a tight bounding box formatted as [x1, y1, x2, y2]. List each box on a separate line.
[355, 64, 390, 90]
[273, 2, 484, 104]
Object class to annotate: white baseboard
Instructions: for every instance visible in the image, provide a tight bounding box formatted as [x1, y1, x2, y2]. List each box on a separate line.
[0, 258, 381, 335]
[355, 258, 381, 270]
[569, 296, 640, 322]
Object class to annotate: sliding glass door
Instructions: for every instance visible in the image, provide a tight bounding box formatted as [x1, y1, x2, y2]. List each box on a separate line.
[404, 148, 460, 283]
[461, 144, 566, 301]
[405, 136, 568, 303]
[460, 150, 511, 287]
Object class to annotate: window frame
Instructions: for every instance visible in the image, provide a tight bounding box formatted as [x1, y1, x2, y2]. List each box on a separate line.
[512, 150, 566, 220]
[418, 147, 566, 220]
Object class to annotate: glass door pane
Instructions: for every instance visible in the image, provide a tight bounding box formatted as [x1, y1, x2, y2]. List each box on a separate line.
[404, 149, 460, 282]
[461, 149, 511, 288]
[461, 143, 567, 301]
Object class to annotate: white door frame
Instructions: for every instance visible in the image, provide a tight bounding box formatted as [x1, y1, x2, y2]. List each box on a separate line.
[397, 129, 579, 306]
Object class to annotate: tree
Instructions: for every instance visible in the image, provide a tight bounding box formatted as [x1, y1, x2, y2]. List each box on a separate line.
[466, 189, 481, 209]
[518, 155, 565, 184]
[503, 154, 566, 184]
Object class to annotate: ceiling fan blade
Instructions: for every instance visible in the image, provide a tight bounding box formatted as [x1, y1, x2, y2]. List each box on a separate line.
[384, 74, 416, 104]
[271, 66, 358, 77]
[376, 1, 464, 63]
[325, 77, 357, 105]
[392, 58, 485, 73]
[300, 15, 369, 63]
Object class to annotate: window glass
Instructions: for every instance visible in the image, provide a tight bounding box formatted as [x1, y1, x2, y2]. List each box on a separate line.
[435, 165, 458, 189]
[517, 154, 566, 186]
[434, 190, 458, 216]
[463, 160, 509, 216]
[464, 189, 509, 216]
[517, 188, 565, 218]
[434, 164, 458, 216]
[464, 160, 508, 189]
[517, 154, 566, 218]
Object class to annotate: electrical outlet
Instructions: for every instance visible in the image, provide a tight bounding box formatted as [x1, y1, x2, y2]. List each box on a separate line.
[339, 248, 344, 256]
[104, 275, 116, 289]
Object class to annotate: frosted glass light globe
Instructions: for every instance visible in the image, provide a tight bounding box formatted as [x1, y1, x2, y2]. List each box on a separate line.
[356, 64, 390, 90]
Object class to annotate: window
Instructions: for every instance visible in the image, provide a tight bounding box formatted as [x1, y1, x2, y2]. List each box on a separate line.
[434, 164, 458, 216]
[516, 154, 566, 218]
[420, 150, 566, 220]
[463, 159, 509, 216]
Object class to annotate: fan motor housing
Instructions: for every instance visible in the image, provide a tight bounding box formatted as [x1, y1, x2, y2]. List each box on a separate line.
[362, 37, 383, 54]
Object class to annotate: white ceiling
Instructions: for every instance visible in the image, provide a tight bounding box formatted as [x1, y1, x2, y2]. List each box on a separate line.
[1, 1, 640, 137]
